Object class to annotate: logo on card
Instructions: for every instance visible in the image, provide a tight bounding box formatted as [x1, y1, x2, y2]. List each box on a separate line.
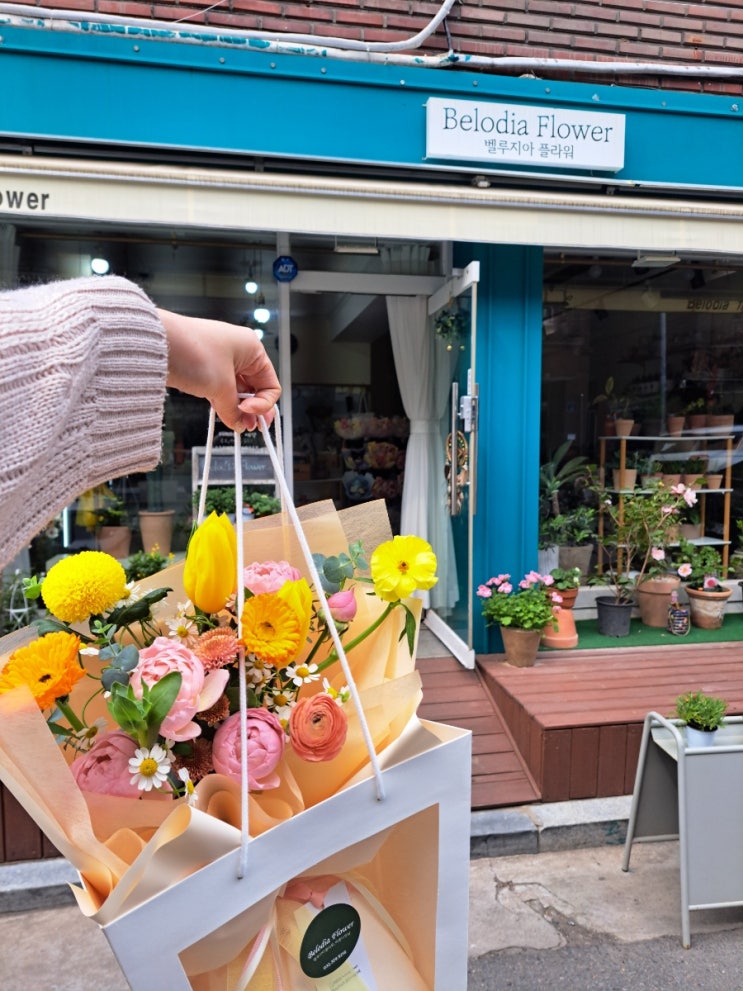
[299, 902, 362, 978]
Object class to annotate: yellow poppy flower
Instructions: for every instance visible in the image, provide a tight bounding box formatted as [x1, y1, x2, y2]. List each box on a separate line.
[370, 535, 438, 602]
[0, 631, 84, 710]
[42, 551, 127, 623]
[241, 591, 307, 666]
[184, 511, 238, 614]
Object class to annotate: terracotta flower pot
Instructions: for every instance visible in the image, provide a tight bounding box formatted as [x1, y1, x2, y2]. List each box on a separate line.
[96, 525, 132, 559]
[612, 467, 637, 490]
[667, 415, 686, 436]
[541, 603, 578, 649]
[614, 418, 634, 438]
[636, 575, 681, 628]
[138, 510, 175, 556]
[500, 626, 542, 667]
[685, 585, 732, 629]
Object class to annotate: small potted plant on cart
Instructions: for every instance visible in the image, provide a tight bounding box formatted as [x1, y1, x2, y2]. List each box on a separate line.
[672, 689, 728, 748]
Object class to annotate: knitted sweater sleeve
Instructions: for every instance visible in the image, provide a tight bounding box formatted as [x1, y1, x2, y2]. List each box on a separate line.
[0, 276, 168, 567]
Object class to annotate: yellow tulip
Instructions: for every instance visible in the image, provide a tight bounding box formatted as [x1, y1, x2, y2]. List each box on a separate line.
[183, 511, 238, 613]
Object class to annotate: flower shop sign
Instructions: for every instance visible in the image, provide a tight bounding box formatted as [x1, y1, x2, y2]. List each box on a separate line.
[426, 97, 625, 171]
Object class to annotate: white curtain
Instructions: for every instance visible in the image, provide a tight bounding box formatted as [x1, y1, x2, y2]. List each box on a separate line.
[386, 295, 458, 610]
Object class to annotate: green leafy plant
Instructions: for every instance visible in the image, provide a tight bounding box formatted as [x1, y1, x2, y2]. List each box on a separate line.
[195, 486, 237, 516]
[588, 472, 698, 603]
[593, 376, 632, 418]
[673, 539, 730, 590]
[477, 571, 558, 631]
[549, 566, 581, 590]
[245, 491, 282, 518]
[672, 690, 727, 731]
[125, 547, 170, 582]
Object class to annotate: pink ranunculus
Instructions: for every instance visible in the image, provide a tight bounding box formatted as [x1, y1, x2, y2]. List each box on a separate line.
[130, 636, 229, 742]
[243, 560, 302, 596]
[326, 588, 357, 623]
[212, 708, 285, 790]
[70, 730, 141, 797]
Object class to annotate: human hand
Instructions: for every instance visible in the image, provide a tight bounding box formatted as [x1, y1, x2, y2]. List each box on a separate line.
[157, 309, 281, 431]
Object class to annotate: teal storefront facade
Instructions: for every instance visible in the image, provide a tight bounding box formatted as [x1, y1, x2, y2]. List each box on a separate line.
[3, 15, 743, 653]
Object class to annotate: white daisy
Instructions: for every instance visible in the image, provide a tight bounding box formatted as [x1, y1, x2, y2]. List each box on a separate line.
[322, 678, 350, 705]
[115, 581, 144, 608]
[178, 767, 198, 807]
[128, 744, 173, 792]
[79, 645, 100, 658]
[284, 662, 320, 687]
[166, 614, 198, 647]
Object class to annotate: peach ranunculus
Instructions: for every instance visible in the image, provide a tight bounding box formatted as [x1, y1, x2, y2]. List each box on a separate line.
[211, 709, 285, 790]
[70, 730, 141, 797]
[289, 693, 348, 762]
[130, 637, 229, 742]
[243, 560, 302, 596]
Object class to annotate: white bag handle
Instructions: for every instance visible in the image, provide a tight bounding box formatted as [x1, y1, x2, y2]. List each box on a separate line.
[198, 407, 385, 880]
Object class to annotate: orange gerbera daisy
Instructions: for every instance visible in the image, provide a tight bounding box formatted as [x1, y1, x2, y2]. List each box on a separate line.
[241, 593, 306, 666]
[0, 631, 84, 710]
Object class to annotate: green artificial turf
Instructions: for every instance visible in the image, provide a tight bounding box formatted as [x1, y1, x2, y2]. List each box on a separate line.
[557, 612, 743, 650]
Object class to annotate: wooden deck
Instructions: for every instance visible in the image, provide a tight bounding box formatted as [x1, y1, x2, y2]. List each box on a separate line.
[478, 642, 743, 804]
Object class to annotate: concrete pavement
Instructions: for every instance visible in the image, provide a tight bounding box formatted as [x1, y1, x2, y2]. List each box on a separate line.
[4, 795, 743, 989]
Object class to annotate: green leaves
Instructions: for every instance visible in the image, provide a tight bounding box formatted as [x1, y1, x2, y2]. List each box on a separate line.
[313, 541, 368, 595]
[107, 671, 182, 749]
[107, 587, 171, 628]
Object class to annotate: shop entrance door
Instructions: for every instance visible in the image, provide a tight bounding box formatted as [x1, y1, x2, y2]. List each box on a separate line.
[424, 262, 479, 668]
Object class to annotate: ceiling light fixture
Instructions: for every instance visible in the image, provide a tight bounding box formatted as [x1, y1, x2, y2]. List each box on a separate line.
[244, 273, 258, 295]
[632, 252, 681, 269]
[333, 237, 379, 255]
[90, 255, 110, 276]
[253, 294, 270, 324]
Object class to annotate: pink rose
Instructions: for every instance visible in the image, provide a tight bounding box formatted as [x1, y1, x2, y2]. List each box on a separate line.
[326, 589, 357, 623]
[289, 694, 348, 763]
[243, 560, 301, 596]
[70, 730, 141, 797]
[212, 709, 285, 790]
[131, 636, 228, 742]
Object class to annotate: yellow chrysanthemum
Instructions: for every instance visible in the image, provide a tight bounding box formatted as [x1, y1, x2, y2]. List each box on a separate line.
[370, 535, 438, 602]
[42, 551, 127, 623]
[241, 592, 306, 666]
[0, 631, 84, 710]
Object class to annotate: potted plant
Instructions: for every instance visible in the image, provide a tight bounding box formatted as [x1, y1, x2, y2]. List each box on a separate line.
[589, 474, 697, 632]
[593, 376, 634, 436]
[557, 506, 596, 575]
[672, 690, 727, 747]
[681, 457, 707, 489]
[674, 539, 732, 629]
[538, 441, 589, 573]
[245, 491, 281, 518]
[476, 571, 559, 666]
[684, 397, 708, 431]
[92, 487, 132, 559]
[139, 463, 175, 555]
[124, 546, 171, 582]
[541, 566, 581, 649]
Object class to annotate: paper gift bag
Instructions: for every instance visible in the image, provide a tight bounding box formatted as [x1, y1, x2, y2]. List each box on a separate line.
[102, 718, 471, 991]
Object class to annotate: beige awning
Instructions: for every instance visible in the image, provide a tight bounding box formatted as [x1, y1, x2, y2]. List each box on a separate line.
[2, 154, 743, 257]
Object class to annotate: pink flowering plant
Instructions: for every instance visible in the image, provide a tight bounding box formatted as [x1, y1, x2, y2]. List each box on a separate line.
[477, 571, 559, 631]
[673, 538, 730, 591]
[0, 515, 438, 804]
[588, 473, 698, 603]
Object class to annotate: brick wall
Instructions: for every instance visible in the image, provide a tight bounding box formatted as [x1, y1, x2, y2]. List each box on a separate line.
[6, 0, 743, 93]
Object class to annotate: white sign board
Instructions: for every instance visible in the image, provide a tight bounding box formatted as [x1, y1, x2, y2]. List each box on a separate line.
[426, 97, 625, 171]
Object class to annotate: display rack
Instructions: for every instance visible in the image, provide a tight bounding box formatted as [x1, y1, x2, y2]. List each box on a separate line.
[622, 712, 743, 948]
[597, 432, 734, 574]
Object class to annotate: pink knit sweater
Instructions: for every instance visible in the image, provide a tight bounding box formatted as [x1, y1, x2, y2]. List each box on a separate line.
[0, 276, 168, 567]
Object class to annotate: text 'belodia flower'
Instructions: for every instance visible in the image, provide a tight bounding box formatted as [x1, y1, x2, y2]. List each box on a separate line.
[183, 511, 237, 614]
[42, 551, 127, 623]
[0, 631, 83, 710]
[370, 535, 438, 602]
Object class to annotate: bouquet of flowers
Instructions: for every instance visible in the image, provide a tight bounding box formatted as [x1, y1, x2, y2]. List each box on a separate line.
[0, 505, 437, 811]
